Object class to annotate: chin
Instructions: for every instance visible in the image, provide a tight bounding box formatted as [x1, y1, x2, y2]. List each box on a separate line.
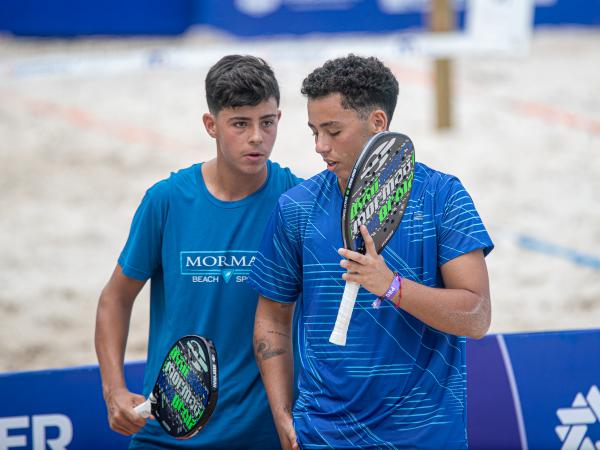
[239, 162, 267, 176]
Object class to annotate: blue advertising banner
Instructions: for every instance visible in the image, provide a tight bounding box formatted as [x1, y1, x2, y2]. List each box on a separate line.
[1, 329, 599, 449]
[467, 336, 523, 449]
[0, 0, 192, 36]
[0, 0, 598, 37]
[0, 363, 144, 449]
[504, 330, 600, 449]
[195, 0, 429, 37]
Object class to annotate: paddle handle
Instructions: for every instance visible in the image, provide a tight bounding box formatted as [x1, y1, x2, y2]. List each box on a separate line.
[133, 393, 155, 418]
[329, 281, 360, 346]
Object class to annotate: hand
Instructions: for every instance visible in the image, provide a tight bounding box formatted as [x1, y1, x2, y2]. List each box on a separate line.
[277, 414, 299, 450]
[104, 387, 149, 436]
[338, 225, 394, 297]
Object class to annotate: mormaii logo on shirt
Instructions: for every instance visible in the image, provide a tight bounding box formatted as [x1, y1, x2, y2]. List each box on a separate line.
[180, 251, 256, 284]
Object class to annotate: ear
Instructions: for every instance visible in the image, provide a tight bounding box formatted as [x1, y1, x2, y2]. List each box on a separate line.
[369, 109, 388, 133]
[203, 112, 217, 138]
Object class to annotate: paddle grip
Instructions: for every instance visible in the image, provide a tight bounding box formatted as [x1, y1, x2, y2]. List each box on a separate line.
[329, 281, 360, 346]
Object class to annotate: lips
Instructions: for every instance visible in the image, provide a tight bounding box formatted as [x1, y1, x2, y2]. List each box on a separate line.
[244, 152, 265, 161]
[324, 159, 337, 171]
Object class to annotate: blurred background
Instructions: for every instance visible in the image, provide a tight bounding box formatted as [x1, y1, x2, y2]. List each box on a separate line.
[0, 0, 599, 372]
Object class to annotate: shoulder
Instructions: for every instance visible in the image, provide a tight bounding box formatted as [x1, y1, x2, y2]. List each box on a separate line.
[270, 171, 333, 235]
[278, 170, 334, 206]
[267, 160, 303, 191]
[413, 163, 467, 203]
[142, 164, 200, 206]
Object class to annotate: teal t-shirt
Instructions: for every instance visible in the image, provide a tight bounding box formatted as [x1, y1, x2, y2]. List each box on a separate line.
[119, 161, 300, 449]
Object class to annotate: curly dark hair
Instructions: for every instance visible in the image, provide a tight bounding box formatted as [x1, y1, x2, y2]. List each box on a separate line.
[301, 54, 399, 122]
[205, 55, 280, 114]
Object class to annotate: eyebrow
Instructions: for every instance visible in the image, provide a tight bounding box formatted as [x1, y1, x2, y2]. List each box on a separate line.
[307, 120, 341, 128]
[228, 113, 278, 121]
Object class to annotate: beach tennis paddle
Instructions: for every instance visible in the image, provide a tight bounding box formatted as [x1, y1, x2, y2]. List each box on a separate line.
[329, 131, 415, 346]
[134, 335, 218, 439]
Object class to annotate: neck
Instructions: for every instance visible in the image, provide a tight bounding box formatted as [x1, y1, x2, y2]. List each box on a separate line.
[337, 175, 349, 194]
[202, 159, 268, 201]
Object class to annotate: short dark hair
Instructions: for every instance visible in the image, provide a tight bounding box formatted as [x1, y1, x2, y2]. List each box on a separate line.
[301, 54, 399, 122]
[205, 55, 280, 114]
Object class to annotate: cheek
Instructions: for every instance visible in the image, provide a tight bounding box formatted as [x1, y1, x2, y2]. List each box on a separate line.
[339, 137, 359, 161]
[263, 127, 278, 141]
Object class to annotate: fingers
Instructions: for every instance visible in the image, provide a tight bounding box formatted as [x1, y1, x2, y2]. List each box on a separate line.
[287, 428, 299, 450]
[341, 272, 360, 283]
[338, 225, 376, 261]
[338, 248, 366, 264]
[360, 225, 377, 255]
[109, 409, 146, 436]
[107, 391, 148, 436]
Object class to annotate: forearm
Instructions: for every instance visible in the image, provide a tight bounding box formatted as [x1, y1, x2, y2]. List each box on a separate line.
[94, 265, 143, 398]
[95, 291, 133, 397]
[394, 279, 490, 338]
[253, 299, 295, 433]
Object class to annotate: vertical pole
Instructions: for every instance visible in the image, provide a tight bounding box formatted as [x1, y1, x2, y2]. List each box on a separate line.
[431, 0, 455, 129]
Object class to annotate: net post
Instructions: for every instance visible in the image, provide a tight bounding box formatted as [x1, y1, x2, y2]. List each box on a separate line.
[430, 0, 455, 130]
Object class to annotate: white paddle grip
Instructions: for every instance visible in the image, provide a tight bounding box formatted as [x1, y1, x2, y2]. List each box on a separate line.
[329, 281, 360, 346]
[134, 398, 152, 418]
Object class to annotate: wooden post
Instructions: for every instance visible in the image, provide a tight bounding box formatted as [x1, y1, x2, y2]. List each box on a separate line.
[431, 0, 455, 129]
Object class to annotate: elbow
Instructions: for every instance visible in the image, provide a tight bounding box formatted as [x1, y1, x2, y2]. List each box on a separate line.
[468, 326, 489, 340]
[466, 296, 491, 340]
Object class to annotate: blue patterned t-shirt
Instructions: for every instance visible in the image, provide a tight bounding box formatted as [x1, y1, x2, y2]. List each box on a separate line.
[247, 163, 493, 450]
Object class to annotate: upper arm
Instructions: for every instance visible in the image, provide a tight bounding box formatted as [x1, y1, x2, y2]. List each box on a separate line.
[100, 264, 146, 308]
[255, 296, 295, 328]
[440, 249, 490, 301]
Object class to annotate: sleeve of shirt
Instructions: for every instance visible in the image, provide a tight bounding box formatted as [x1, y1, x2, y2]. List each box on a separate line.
[118, 180, 170, 281]
[437, 176, 494, 266]
[247, 198, 302, 303]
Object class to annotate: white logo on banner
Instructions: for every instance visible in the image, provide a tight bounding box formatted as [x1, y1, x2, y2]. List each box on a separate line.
[555, 385, 600, 450]
[377, 0, 426, 13]
[0, 414, 73, 450]
[235, 0, 281, 17]
[378, 0, 467, 14]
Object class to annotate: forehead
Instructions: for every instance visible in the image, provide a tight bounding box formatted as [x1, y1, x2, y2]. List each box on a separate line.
[307, 93, 361, 127]
[216, 97, 279, 119]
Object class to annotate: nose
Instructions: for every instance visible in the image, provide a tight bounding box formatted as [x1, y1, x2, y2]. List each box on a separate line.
[248, 124, 264, 145]
[315, 134, 331, 155]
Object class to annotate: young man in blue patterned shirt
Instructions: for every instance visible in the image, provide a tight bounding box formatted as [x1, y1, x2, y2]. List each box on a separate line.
[249, 54, 493, 450]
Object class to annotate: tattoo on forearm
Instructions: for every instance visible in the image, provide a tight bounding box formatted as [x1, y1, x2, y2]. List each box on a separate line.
[255, 339, 287, 361]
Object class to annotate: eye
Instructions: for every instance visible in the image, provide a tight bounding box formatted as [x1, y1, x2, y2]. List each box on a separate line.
[262, 120, 274, 128]
[233, 121, 247, 128]
[329, 130, 341, 137]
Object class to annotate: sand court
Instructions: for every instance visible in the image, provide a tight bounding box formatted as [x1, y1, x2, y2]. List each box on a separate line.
[0, 28, 598, 372]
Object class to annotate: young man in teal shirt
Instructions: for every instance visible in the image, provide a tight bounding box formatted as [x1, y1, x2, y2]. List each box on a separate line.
[95, 55, 300, 449]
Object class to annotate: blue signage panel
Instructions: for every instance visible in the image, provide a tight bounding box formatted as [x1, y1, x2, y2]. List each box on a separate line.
[1, 0, 598, 37]
[505, 330, 600, 449]
[1, 330, 600, 449]
[467, 336, 522, 449]
[196, 0, 429, 37]
[0, 363, 144, 449]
